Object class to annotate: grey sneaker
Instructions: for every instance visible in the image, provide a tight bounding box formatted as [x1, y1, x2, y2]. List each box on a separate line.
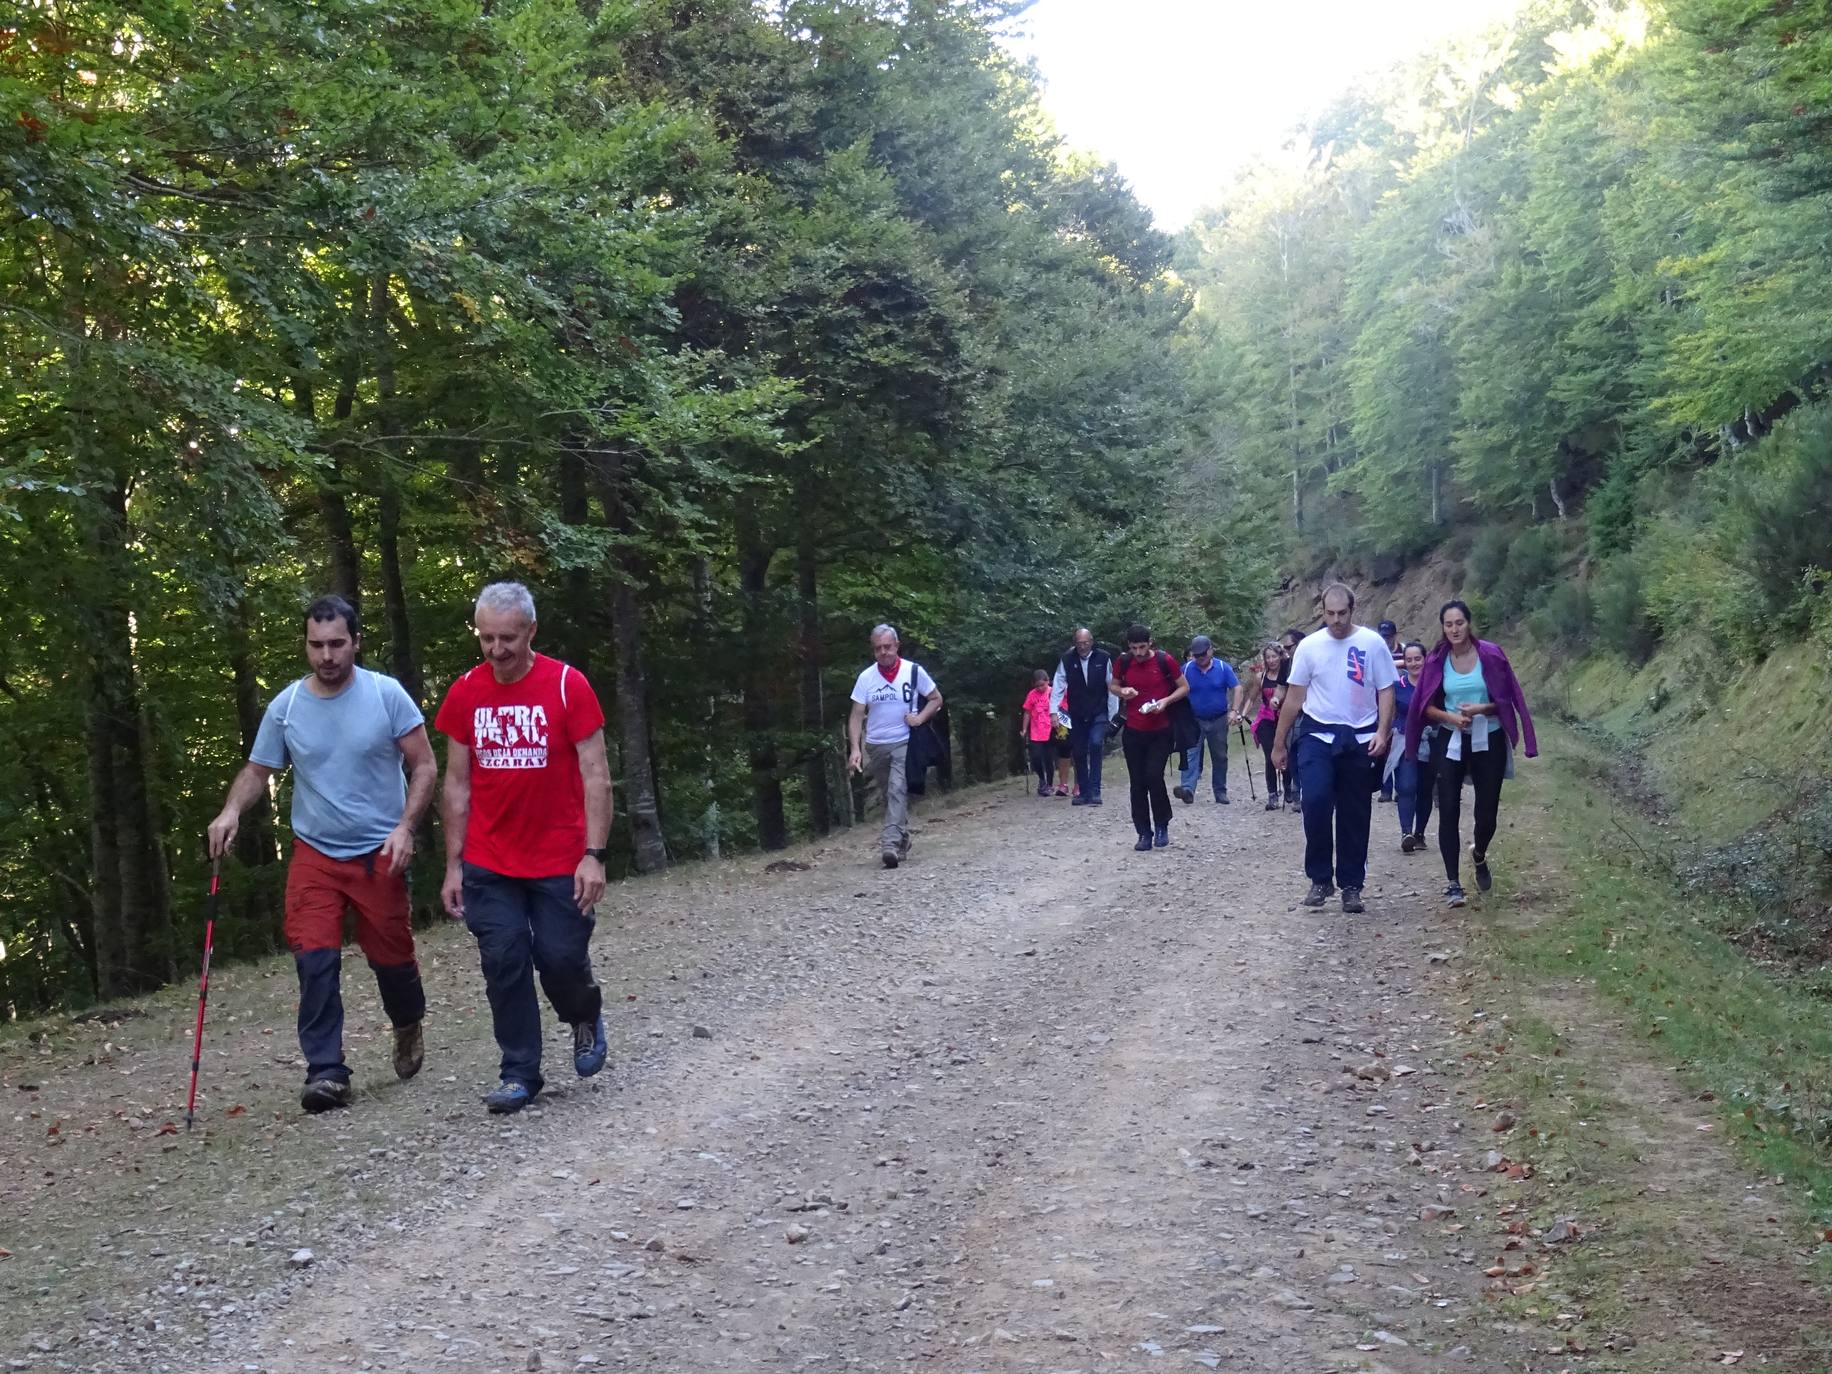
[300, 1077, 352, 1114]
[1445, 883, 1467, 909]
[1301, 882, 1334, 908]
[392, 1021, 424, 1081]
[1340, 887, 1365, 914]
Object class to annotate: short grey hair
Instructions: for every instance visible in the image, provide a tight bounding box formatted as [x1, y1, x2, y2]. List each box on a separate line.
[870, 623, 899, 644]
[476, 581, 537, 625]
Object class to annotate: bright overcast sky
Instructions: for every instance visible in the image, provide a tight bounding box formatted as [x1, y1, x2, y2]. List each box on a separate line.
[1000, 0, 1526, 228]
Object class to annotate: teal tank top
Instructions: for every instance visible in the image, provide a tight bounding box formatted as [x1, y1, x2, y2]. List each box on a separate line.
[1442, 656, 1493, 742]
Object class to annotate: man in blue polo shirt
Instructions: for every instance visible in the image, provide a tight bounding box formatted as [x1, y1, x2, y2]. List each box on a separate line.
[1175, 635, 1245, 805]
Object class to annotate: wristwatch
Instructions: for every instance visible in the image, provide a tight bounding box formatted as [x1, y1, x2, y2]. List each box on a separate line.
[584, 847, 608, 862]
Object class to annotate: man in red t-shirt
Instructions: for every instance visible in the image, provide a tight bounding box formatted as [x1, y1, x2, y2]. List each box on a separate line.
[435, 581, 614, 1114]
[1109, 623, 1190, 852]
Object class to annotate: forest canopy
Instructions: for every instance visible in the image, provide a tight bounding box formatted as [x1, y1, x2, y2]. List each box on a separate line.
[0, 0, 1264, 1013]
[1180, 0, 1832, 655]
[8, 0, 1831, 1016]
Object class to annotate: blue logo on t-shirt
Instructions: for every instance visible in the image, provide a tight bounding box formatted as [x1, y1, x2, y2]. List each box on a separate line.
[1346, 646, 1368, 685]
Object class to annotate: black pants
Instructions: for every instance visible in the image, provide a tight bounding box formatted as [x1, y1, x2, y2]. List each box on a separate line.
[462, 862, 602, 1095]
[1122, 726, 1174, 834]
[1254, 718, 1297, 798]
[1435, 730, 1506, 883]
[1028, 738, 1056, 787]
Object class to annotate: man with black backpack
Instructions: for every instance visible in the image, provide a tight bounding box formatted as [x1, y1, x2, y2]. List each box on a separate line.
[848, 624, 944, 868]
[1109, 624, 1192, 852]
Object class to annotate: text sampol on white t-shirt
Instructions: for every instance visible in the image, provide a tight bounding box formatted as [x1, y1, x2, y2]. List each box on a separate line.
[851, 660, 938, 745]
[1288, 626, 1398, 728]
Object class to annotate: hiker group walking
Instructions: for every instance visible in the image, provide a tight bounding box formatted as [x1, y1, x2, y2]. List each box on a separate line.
[995, 586, 1536, 914]
[203, 581, 1532, 1122]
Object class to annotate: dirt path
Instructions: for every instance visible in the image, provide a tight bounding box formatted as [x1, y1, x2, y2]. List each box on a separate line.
[0, 773, 1815, 1372]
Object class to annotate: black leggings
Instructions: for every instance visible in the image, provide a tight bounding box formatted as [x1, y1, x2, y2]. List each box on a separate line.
[1028, 739, 1056, 788]
[1254, 719, 1297, 797]
[1122, 726, 1174, 834]
[1435, 729, 1505, 882]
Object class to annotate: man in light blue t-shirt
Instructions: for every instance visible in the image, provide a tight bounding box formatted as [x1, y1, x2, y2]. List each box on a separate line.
[208, 595, 438, 1114]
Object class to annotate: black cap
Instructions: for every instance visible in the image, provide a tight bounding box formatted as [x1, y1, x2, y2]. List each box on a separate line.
[1377, 620, 1397, 637]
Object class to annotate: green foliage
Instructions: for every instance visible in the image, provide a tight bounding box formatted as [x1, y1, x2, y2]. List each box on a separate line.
[1180, 0, 1832, 678]
[0, 0, 1264, 1014]
[1492, 525, 1563, 620]
[1587, 460, 1639, 559]
[1527, 579, 1593, 649]
[1467, 526, 1517, 592]
[1590, 554, 1657, 663]
[1714, 409, 1832, 630]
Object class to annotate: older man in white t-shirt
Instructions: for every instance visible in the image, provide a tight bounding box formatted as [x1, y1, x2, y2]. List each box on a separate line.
[1271, 584, 1397, 914]
[847, 624, 943, 868]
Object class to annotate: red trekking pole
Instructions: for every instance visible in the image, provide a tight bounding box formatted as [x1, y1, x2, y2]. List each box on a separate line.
[185, 857, 222, 1133]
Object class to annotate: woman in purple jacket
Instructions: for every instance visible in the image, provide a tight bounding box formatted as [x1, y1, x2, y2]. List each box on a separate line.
[1403, 600, 1538, 908]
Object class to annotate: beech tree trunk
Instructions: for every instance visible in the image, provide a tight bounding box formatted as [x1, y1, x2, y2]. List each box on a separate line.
[691, 555, 721, 859]
[83, 482, 174, 999]
[377, 483, 423, 702]
[796, 505, 832, 836]
[737, 499, 787, 850]
[226, 597, 283, 940]
[595, 448, 668, 874]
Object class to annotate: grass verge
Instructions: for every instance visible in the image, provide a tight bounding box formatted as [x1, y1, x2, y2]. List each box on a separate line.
[1447, 717, 1832, 1368]
[1504, 720, 1832, 1220]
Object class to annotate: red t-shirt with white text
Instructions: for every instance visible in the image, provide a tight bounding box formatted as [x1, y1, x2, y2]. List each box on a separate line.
[434, 653, 605, 878]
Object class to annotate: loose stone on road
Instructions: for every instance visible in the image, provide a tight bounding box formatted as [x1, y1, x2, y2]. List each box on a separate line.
[5, 781, 1568, 1373]
[197, 783, 1530, 1373]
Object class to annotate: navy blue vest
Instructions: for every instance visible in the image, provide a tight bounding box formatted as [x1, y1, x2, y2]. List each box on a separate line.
[1059, 648, 1111, 723]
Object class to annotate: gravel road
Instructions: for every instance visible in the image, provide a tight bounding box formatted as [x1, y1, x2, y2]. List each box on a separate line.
[6, 778, 1573, 1372]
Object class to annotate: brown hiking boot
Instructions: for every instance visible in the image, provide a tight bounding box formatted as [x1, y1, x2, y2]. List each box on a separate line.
[392, 1020, 424, 1081]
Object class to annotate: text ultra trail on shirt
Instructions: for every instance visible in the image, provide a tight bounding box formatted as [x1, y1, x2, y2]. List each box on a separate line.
[434, 653, 605, 879]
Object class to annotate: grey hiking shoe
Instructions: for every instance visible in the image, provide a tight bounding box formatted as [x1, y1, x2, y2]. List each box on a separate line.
[1340, 887, 1365, 914]
[1301, 881, 1334, 908]
[300, 1077, 352, 1114]
[1445, 883, 1467, 909]
[1473, 851, 1493, 892]
[392, 1020, 424, 1081]
[880, 848, 900, 869]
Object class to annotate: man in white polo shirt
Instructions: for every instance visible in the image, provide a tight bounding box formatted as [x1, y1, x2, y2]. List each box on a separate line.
[1271, 584, 1397, 915]
[847, 624, 943, 869]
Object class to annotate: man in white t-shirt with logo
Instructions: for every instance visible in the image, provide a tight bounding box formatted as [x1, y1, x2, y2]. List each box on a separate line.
[847, 624, 943, 869]
[1271, 584, 1397, 915]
